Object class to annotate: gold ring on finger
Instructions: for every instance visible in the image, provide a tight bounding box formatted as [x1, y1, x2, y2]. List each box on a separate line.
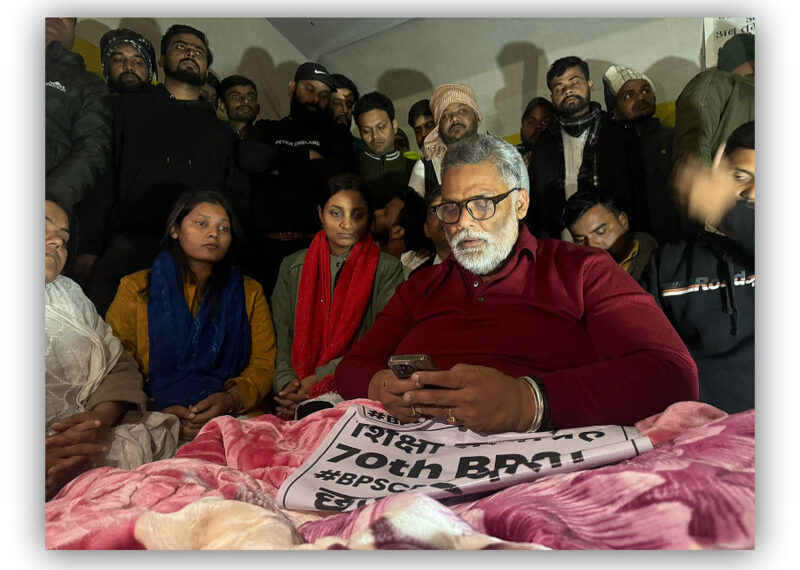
[446, 408, 458, 425]
[410, 405, 418, 417]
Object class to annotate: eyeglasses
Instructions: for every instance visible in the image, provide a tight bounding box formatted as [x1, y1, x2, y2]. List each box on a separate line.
[433, 188, 518, 224]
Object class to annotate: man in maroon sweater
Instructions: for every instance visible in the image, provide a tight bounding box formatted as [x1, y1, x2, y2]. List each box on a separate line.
[334, 135, 698, 434]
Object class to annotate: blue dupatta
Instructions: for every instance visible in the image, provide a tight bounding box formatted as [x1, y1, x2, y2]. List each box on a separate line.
[146, 252, 250, 410]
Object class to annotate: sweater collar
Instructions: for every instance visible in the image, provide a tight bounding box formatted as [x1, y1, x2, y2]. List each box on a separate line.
[363, 150, 401, 161]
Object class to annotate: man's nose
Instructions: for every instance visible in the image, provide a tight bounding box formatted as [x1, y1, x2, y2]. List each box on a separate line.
[739, 184, 755, 201]
[454, 204, 475, 228]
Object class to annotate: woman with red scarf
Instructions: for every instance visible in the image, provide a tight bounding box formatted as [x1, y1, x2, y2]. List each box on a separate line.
[271, 173, 404, 419]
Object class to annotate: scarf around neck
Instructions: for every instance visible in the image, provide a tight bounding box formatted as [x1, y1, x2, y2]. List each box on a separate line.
[559, 101, 602, 139]
[146, 251, 250, 410]
[292, 230, 380, 383]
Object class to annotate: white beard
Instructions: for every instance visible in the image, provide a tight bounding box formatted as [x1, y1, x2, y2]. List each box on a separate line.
[447, 208, 519, 275]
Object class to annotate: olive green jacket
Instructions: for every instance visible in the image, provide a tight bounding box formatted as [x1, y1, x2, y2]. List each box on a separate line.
[270, 248, 404, 394]
[673, 69, 754, 164]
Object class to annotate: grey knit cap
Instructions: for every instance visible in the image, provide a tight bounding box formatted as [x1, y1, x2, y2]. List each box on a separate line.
[100, 28, 157, 83]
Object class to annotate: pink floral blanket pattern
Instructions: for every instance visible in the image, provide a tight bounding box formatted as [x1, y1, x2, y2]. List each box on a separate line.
[45, 400, 754, 550]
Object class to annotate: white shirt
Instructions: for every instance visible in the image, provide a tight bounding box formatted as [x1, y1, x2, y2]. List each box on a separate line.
[408, 157, 442, 197]
[560, 128, 589, 242]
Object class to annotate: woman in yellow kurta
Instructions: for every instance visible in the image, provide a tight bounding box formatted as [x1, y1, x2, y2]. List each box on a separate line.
[106, 190, 276, 441]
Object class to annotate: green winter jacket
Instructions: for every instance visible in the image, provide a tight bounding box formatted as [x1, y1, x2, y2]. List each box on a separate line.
[673, 69, 754, 164]
[270, 246, 405, 394]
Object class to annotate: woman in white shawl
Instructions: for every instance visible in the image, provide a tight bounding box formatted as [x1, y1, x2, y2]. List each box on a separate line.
[45, 197, 179, 499]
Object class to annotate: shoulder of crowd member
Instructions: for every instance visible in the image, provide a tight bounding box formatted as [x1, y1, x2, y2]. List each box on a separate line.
[117, 268, 152, 296]
[377, 251, 405, 278]
[273, 248, 309, 289]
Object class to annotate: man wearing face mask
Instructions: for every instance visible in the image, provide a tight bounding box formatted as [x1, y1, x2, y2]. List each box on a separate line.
[238, 62, 357, 294]
[641, 121, 755, 414]
[528, 56, 648, 242]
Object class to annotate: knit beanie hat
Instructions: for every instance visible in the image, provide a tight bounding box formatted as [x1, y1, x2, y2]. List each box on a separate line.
[423, 83, 482, 160]
[602, 64, 655, 111]
[717, 33, 755, 72]
[100, 28, 157, 83]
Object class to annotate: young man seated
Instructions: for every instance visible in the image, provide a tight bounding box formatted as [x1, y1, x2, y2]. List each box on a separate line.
[563, 189, 657, 281]
[335, 135, 697, 434]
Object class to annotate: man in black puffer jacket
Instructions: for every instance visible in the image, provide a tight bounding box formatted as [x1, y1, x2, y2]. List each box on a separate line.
[45, 18, 112, 211]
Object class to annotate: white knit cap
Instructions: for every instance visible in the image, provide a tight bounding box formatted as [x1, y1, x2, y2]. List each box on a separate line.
[602, 64, 655, 109]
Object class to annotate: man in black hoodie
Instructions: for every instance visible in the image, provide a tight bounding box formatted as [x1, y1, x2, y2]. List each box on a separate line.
[641, 121, 754, 413]
[238, 62, 356, 294]
[88, 23, 250, 314]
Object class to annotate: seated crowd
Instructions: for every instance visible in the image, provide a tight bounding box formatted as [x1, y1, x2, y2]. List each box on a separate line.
[44, 18, 755, 498]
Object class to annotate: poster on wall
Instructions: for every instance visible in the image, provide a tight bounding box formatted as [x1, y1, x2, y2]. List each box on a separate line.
[703, 17, 755, 69]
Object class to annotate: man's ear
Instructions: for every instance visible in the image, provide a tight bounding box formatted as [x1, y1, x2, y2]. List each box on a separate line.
[618, 211, 630, 231]
[391, 120, 398, 136]
[158, 54, 164, 70]
[288, 81, 296, 98]
[389, 225, 405, 241]
[515, 189, 530, 221]
[588, 79, 594, 93]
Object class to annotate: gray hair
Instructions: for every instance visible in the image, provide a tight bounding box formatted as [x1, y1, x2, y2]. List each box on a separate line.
[441, 134, 529, 194]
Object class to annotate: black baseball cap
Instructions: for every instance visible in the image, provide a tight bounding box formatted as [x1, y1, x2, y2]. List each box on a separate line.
[294, 62, 335, 89]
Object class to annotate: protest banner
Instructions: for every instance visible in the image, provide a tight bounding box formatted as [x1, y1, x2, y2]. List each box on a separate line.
[277, 405, 652, 512]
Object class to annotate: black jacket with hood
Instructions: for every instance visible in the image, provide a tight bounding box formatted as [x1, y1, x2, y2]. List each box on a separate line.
[640, 202, 754, 413]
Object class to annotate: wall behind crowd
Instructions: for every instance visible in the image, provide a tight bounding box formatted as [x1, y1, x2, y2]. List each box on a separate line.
[76, 17, 704, 144]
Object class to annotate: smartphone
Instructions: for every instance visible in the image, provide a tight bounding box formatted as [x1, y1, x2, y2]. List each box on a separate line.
[387, 354, 437, 379]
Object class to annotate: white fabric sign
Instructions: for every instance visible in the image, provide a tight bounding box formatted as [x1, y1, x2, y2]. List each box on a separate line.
[277, 405, 652, 513]
[703, 17, 756, 69]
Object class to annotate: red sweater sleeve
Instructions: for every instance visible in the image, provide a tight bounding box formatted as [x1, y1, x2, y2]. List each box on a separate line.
[540, 253, 699, 427]
[334, 279, 417, 400]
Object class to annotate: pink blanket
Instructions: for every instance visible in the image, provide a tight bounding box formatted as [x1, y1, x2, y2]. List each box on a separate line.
[45, 400, 753, 550]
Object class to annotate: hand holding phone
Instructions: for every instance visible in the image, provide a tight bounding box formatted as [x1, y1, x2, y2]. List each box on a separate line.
[387, 354, 437, 379]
